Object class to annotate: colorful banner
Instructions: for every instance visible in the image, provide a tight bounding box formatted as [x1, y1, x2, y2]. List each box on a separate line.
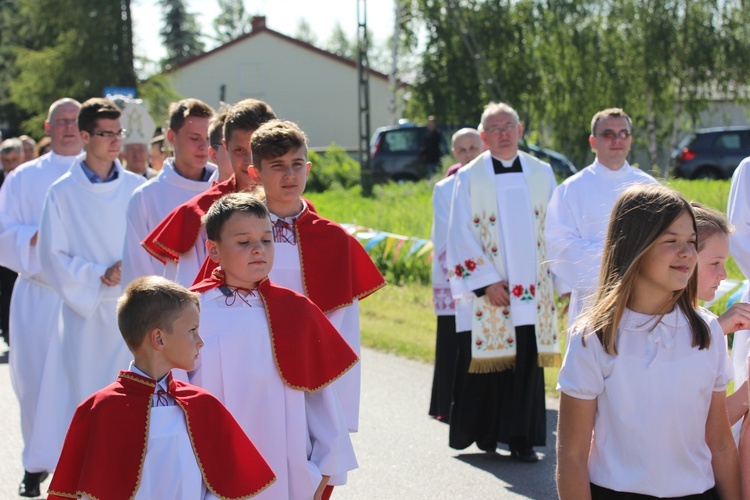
[342, 223, 434, 264]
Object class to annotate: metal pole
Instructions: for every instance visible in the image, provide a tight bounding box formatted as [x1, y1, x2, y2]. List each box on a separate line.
[357, 0, 373, 196]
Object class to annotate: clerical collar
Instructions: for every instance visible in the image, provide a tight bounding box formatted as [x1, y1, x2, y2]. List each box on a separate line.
[491, 155, 522, 174]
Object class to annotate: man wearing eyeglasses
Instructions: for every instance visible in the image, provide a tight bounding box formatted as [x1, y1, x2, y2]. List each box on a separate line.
[37, 98, 146, 473]
[0, 98, 85, 497]
[544, 108, 658, 327]
[446, 102, 559, 462]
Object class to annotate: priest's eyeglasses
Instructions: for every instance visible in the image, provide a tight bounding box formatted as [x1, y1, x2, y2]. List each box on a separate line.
[598, 129, 631, 140]
[484, 123, 517, 135]
[90, 129, 128, 139]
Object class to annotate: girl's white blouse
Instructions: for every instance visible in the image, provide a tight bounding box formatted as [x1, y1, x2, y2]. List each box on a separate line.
[558, 307, 733, 497]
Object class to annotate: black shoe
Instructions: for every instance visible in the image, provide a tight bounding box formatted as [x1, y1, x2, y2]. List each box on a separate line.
[18, 471, 48, 498]
[510, 446, 540, 463]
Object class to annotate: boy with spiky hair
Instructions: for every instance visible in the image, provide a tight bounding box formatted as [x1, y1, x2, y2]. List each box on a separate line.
[49, 276, 275, 500]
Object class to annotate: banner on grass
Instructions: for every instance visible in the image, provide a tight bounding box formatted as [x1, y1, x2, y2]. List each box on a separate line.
[342, 223, 434, 264]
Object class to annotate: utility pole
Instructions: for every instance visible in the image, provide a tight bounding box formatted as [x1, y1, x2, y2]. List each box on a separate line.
[357, 0, 373, 196]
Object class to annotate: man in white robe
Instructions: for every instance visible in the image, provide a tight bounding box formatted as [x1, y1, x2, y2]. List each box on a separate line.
[0, 98, 83, 497]
[121, 98, 216, 287]
[447, 102, 558, 461]
[38, 98, 145, 449]
[545, 108, 658, 326]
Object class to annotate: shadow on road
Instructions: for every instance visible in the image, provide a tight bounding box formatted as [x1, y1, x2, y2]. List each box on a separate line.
[453, 408, 559, 499]
[0, 348, 8, 364]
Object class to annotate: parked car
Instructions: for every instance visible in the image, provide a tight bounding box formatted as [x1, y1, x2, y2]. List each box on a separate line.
[670, 126, 750, 179]
[369, 121, 577, 182]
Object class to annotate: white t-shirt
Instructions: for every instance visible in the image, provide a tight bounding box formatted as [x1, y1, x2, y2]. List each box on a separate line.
[558, 307, 732, 496]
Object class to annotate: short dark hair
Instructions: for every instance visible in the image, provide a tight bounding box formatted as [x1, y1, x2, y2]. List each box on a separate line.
[168, 98, 214, 133]
[78, 98, 121, 133]
[117, 276, 200, 351]
[203, 192, 269, 242]
[590, 108, 632, 136]
[250, 120, 307, 168]
[223, 99, 276, 144]
[209, 107, 229, 148]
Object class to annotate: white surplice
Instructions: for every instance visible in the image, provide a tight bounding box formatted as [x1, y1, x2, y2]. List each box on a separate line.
[121, 158, 216, 287]
[728, 156, 750, 394]
[38, 158, 145, 434]
[0, 151, 80, 472]
[189, 289, 357, 500]
[545, 160, 658, 325]
[270, 210, 362, 433]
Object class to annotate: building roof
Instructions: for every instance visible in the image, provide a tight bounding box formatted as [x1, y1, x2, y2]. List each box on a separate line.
[169, 16, 390, 82]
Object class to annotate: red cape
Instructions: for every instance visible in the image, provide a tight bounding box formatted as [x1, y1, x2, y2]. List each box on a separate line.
[191, 273, 359, 392]
[48, 371, 276, 500]
[193, 205, 386, 313]
[141, 176, 319, 265]
[142, 177, 238, 264]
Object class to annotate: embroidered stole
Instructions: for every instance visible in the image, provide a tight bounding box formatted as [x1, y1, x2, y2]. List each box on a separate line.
[468, 152, 560, 373]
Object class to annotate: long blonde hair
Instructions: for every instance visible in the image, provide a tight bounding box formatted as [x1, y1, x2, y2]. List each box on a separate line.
[577, 184, 710, 355]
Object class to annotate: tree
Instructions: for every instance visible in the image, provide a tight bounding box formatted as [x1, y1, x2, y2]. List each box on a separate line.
[326, 22, 353, 58]
[159, 0, 205, 69]
[213, 0, 252, 44]
[294, 18, 318, 46]
[7, 0, 136, 135]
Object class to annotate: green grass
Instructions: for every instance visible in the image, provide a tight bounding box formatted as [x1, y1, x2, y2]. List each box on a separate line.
[308, 177, 743, 397]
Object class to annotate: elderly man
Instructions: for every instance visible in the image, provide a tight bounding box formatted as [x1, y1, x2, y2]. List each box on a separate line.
[0, 98, 84, 497]
[429, 127, 483, 422]
[545, 108, 657, 326]
[447, 102, 559, 462]
[1, 138, 26, 175]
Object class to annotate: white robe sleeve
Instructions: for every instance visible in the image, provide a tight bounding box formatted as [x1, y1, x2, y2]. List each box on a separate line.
[38, 189, 108, 318]
[305, 385, 357, 479]
[325, 302, 361, 432]
[728, 157, 750, 278]
[121, 189, 164, 286]
[0, 171, 40, 275]
[544, 183, 604, 292]
[446, 167, 504, 293]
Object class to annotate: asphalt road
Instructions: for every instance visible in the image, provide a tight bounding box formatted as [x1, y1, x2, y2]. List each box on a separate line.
[0, 345, 559, 499]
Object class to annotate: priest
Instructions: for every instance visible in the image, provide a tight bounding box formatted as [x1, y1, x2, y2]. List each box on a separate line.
[446, 102, 559, 462]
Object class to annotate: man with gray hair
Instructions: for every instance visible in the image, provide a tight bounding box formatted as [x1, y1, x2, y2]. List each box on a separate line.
[1, 137, 25, 175]
[446, 102, 559, 462]
[0, 98, 83, 496]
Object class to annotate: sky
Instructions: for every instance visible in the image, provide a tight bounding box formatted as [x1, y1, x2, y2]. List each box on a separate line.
[131, 0, 396, 76]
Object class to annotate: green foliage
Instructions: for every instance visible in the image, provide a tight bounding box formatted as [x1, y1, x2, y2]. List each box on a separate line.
[7, 0, 136, 135]
[306, 144, 361, 192]
[159, 0, 205, 69]
[212, 0, 252, 44]
[294, 18, 318, 46]
[137, 74, 184, 129]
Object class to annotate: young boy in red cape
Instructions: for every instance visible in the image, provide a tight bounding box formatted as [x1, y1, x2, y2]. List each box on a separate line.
[189, 193, 358, 500]
[48, 276, 275, 500]
[193, 120, 386, 438]
[140, 99, 277, 287]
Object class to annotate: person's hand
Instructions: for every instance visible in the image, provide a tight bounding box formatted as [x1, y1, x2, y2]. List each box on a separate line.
[313, 475, 330, 500]
[100, 260, 122, 287]
[486, 281, 510, 307]
[718, 302, 750, 335]
[30, 232, 38, 246]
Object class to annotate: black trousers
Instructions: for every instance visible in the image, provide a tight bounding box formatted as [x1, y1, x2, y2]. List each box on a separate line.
[449, 325, 546, 451]
[429, 315, 459, 420]
[590, 483, 720, 500]
[0, 265, 17, 345]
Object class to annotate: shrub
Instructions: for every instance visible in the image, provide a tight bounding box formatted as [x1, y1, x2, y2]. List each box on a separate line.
[306, 143, 360, 192]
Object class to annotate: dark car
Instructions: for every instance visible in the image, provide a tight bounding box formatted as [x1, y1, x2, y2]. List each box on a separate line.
[370, 121, 577, 182]
[670, 126, 750, 179]
[369, 121, 449, 182]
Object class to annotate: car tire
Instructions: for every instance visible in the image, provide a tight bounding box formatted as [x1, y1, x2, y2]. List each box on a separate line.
[691, 166, 723, 180]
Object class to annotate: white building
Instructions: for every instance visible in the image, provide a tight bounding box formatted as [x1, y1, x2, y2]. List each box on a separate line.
[166, 17, 397, 150]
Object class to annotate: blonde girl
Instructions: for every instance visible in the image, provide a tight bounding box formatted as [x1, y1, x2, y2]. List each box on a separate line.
[556, 185, 739, 499]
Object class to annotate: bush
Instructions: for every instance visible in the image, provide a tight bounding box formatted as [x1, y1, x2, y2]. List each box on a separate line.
[306, 143, 361, 192]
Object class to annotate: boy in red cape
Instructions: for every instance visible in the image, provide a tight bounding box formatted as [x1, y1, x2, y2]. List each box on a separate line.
[140, 99, 277, 287]
[194, 120, 386, 437]
[189, 193, 358, 500]
[48, 276, 275, 500]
